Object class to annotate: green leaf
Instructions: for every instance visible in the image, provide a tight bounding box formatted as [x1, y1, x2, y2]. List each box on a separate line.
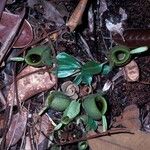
[130, 46, 148, 54]
[87, 117, 98, 131]
[102, 115, 107, 132]
[56, 52, 81, 69]
[73, 74, 82, 85]
[61, 100, 81, 124]
[81, 61, 102, 75]
[57, 69, 78, 78]
[63, 100, 81, 119]
[54, 123, 63, 131]
[81, 74, 92, 85]
[10, 57, 25, 62]
[56, 52, 81, 78]
[101, 64, 112, 75]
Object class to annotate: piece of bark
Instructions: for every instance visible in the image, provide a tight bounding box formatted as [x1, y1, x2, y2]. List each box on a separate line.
[7, 66, 56, 105]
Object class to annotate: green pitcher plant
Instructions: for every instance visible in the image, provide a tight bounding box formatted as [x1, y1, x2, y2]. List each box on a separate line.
[108, 45, 148, 67]
[82, 93, 107, 120]
[39, 91, 71, 115]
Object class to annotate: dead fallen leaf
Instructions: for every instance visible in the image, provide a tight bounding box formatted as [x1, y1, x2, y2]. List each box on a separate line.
[112, 104, 141, 130]
[7, 66, 56, 105]
[123, 60, 139, 82]
[34, 113, 54, 146]
[0, 114, 5, 137]
[88, 130, 150, 150]
[6, 107, 28, 146]
[24, 136, 32, 150]
[66, 0, 88, 31]
[0, 11, 33, 48]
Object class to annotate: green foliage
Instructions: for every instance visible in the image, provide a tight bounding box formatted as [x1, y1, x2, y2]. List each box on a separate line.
[61, 100, 81, 124]
[102, 115, 107, 132]
[56, 52, 81, 78]
[77, 115, 98, 131]
[130, 46, 148, 54]
[56, 52, 111, 85]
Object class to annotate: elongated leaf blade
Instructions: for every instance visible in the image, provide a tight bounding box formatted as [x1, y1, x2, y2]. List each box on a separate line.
[10, 57, 25, 62]
[82, 74, 92, 85]
[101, 64, 112, 75]
[102, 115, 107, 132]
[73, 74, 82, 85]
[81, 61, 102, 75]
[56, 52, 81, 69]
[130, 46, 148, 54]
[63, 100, 81, 119]
[57, 69, 77, 78]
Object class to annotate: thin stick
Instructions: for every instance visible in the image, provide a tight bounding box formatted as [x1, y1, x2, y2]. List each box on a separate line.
[58, 128, 133, 146]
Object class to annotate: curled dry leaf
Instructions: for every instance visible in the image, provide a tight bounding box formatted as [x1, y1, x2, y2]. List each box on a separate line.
[79, 85, 92, 97]
[34, 113, 54, 146]
[0, 11, 33, 48]
[7, 66, 56, 105]
[112, 104, 141, 130]
[6, 107, 28, 146]
[66, 0, 88, 31]
[61, 81, 79, 100]
[123, 60, 139, 82]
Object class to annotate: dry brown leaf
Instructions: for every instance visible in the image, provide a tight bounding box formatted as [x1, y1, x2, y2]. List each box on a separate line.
[88, 131, 150, 150]
[35, 113, 54, 146]
[123, 60, 139, 82]
[66, 0, 88, 31]
[6, 107, 28, 146]
[24, 136, 32, 150]
[7, 66, 56, 105]
[0, 114, 5, 137]
[113, 105, 141, 130]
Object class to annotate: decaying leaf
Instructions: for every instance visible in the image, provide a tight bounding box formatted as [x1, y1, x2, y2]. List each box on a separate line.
[7, 66, 56, 105]
[24, 136, 32, 150]
[6, 107, 28, 146]
[0, 11, 33, 48]
[123, 60, 139, 82]
[28, 0, 65, 27]
[61, 81, 79, 100]
[88, 130, 150, 150]
[0, 114, 5, 137]
[34, 113, 54, 146]
[66, 0, 88, 31]
[112, 104, 141, 130]
[99, 0, 108, 16]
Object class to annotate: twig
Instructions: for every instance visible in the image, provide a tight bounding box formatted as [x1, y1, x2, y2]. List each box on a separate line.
[57, 128, 134, 146]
